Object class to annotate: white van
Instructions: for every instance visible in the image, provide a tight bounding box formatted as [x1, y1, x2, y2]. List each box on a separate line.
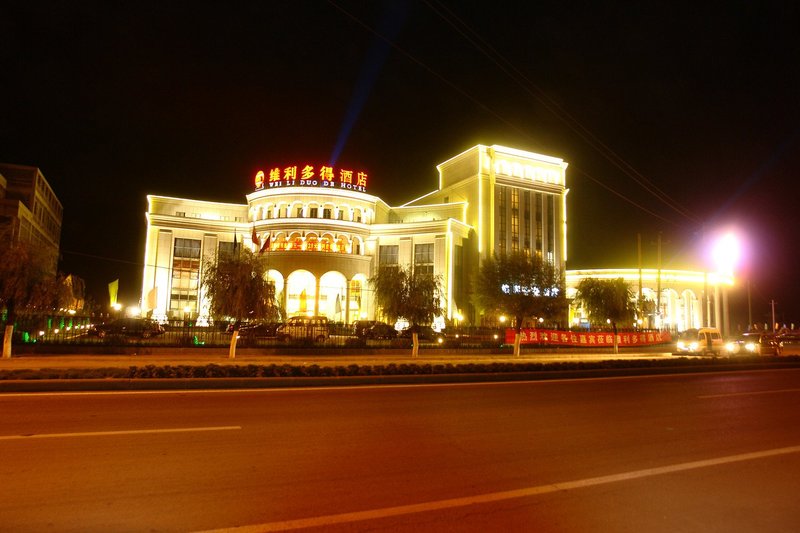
[675, 327, 724, 356]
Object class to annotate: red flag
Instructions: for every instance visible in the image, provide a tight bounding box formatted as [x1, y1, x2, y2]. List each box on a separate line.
[259, 234, 271, 254]
[251, 227, 260, 248]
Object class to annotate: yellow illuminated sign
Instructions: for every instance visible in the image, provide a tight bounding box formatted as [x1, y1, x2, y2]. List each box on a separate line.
[255, 164, 369, 192]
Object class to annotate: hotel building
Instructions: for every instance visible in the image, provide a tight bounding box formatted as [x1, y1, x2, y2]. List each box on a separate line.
[140, 145, 730, 333]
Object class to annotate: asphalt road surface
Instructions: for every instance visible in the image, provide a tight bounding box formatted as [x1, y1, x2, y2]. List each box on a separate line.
[2, 368, 800, 532]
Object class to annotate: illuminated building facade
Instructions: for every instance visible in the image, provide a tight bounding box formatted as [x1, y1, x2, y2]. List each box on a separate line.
[141, 145, 567, 325]
[566, 269, 734, 334]
[140, 144, 723, 333]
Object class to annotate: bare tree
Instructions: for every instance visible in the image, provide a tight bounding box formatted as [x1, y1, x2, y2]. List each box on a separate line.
[0, 231, 58, 358]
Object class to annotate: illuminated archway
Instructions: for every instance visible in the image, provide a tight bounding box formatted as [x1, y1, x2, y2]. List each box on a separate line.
[335, 234, 349, 254]
[661, 288, 680, 331]
[305, 232, 319, 252]
[350, 273, 368, 321]
[681, 289, 699, 330]
[271, 232, 287, 251]
[286, 270, 316, 317]
[320, 232, 334, 253]
[288, 232, 303, 251]
[351, 236, 364, 255]
[319, 271, 347, 321]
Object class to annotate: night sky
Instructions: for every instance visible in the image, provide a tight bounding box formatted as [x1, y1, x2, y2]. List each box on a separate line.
[2, 1, 799, 326]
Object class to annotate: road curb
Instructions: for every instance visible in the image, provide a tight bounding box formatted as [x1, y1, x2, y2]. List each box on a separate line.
[3, 363, 798, 392]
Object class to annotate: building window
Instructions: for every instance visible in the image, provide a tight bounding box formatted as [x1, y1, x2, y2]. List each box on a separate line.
[218, 241, 236, 257]
[547, 195, 556, 262]
[354, 210, 362, 223]
[414, 243, 434, 276]
[323, 208, 332, 219]
[171, 238, 201, 318]
[535, 192, 543, 255]
[498, 187, 507, 253]
[511, 188, 519, 252]
[379, 245, 399, 265]
[296, 207, 304, 218]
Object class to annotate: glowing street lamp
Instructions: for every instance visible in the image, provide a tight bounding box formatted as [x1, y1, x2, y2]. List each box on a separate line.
[710, 231, 741, 337]
[711, 232, 740, 277]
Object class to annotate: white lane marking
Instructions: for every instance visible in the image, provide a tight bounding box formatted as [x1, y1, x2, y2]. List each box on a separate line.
[0, 426, 241, 441]
[201, 445, 800, 532]
[699, 388, 800, 398]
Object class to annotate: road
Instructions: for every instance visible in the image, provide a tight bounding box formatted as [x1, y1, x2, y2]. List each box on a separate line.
[1, 369, 800, 532]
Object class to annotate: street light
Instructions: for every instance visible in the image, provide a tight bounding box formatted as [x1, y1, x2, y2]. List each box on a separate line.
[711, 232, 740, 277]
[710, 231, 741, 337]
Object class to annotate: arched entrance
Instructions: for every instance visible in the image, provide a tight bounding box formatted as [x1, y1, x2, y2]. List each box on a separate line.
[286, 270, 316, 317]
[319, 271, 347, 322]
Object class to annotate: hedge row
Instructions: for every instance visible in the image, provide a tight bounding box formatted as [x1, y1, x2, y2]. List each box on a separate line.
[2, 355, 799, 380]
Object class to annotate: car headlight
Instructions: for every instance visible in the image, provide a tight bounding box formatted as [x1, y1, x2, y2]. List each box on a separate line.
[745, 342, 756, 352]
[689, 341, 699, 351]
[725, 342, 736, 353]
[677, 341, 686, 350]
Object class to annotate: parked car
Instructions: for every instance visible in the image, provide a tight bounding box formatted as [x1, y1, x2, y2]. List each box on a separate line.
[399, 325, 445, 343]
[776, 333, 800, 356]
[277, 316, 329, 342]
[364, 322, 398, 340]
[725, 332, 777, 356]
[352, 320, 377, 338]
[674, 327, 724, 356]
[89, 318, 165, 339]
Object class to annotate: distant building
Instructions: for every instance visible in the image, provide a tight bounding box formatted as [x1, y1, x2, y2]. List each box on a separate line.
[0, 163, 63, 274]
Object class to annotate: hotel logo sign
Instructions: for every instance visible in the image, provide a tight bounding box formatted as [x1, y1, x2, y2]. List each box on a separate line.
[255, 165, 368, 193]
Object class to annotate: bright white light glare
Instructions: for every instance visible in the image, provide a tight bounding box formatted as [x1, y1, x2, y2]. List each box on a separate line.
[712, 232, 740, 274]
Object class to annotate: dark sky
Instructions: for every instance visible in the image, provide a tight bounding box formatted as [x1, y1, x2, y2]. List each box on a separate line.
[2, 1, 799, 326]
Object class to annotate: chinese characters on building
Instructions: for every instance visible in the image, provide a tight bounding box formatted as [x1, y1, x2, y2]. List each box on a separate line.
[254, 164, 368, 193]
[505, 328, 672, 346]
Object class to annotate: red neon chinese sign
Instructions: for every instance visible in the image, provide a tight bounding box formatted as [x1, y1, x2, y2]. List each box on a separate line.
[505, 328, 672, 346]
[254, 164, 368, 193]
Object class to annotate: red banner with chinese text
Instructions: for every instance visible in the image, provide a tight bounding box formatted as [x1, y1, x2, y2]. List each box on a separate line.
[506, 329, 672, 346]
